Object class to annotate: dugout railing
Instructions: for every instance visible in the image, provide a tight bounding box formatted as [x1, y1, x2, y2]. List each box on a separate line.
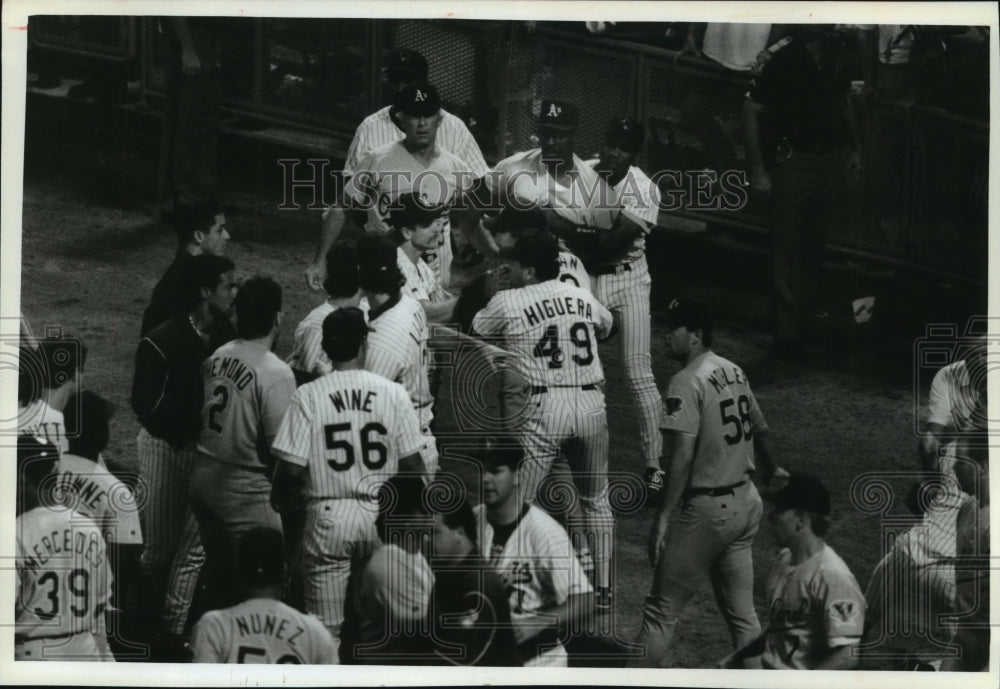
[27, 16, 990, 284]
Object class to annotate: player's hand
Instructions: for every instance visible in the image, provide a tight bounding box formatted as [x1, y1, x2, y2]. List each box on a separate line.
[749, 168, 771, 195]
[765, 466, 790, 492]
[647, 519, 668, 568]
[304, 261, 326, 291]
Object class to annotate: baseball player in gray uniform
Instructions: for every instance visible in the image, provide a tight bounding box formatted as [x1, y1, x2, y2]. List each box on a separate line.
[270, 307, 427, 648]
[305, 49, 489, 291]
[634, 298, 786, 667]
[471, 231, 615, 606]
[588, 118, 665, 495]
[722, 475, 865, 670]
[190, 276, 296, 613]
[191, 528, 337, 664]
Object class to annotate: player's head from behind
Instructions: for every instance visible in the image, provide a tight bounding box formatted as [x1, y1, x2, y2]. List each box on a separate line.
[383, 48, 429, 95]
[235, 527, 286, 597]
[64, 390, 114, 461]
[389, 192, 449, 256]
[324, 244, 361, 300]
[494, 204, 547, 252]
[321, 306, 373, 367]
[537, 99, 578, 168]
[171, 200, 229, 256]
[17, 435, 59, 515]
[235, 275, 283, 342]
[357, 235, 406, 297]
[428, 495, 478, 561]
[376, 474, 432, 552]
[481, 436, 527, 511]
[183, 254, 238, 321]
[392, 83, 442, 149]
[764, 474, 832, 545]
[598, 117, 644, 181]
[663, 297, 713, 362]
[507, 229, 560, 287]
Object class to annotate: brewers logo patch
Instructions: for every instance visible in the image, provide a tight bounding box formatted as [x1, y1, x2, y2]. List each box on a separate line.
[663, 396, 685, 419]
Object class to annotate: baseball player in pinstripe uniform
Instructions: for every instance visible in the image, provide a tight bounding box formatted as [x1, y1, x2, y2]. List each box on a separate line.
[389, 192, 457, 322]
[474, 437, 594, 667]
[190, 276, 296, 614]
[635, 298, 785, 668]
[306, 49, 489, 291]
[130, 254, 237, 655]
[357, 236, 438, 475]
[493, 205, 591, 292]
[471, 231, 615, 606]
[588, 118, 665, 495]
[270, 307, 427, 647]
[191, 528, 337, 664]
[16, 435, 114, 661]
[288, 245, 366, 385]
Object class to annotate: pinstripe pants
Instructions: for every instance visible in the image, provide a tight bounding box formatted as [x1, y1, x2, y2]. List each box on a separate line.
[136, 428, 204, 635]
[593, 256, 663, 465]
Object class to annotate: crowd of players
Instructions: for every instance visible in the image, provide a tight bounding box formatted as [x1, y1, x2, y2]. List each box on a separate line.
[14, 39, 989, 671]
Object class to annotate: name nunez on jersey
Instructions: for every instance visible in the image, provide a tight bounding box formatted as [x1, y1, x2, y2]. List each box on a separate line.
[234, 612, 308, 646]
[523, 296, 593, 327]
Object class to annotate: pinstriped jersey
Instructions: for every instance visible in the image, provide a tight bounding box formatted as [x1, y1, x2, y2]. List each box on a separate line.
[16, 507, 112, 640]
[365, 294, 434, 431]
[474, 504, 592, 645]
[471, 280, 612, 387]
[343, 106, 489, 179]
[488, 150, 619, 230]
[198, 340, 296, 470]
[557, 251, 590, 292]
[761, 545, 865, 669]
[659, 350, 768, 488]
[191, 597, 337, 664]
[398, 246, 450, 304]
[343, 141, 474, 239]
[271, 369, 424, 500]
[287, 300, 370, 378]
[585, 161, 661, 261]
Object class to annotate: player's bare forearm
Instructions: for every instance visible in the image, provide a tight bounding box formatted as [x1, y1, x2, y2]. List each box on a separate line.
[815, 644, 860, 670]
[752, 427, 782, 484]
[423, 297, 460, 324]
[649, 432, 695, 565]
[454, 207, 499, 260]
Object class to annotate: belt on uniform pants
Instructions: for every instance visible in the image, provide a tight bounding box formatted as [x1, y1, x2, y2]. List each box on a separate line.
[531, 384, 597, 395]
[517, 627, 563, 661]
[682, 480, 747, 500]
[590, 259, 636, 276]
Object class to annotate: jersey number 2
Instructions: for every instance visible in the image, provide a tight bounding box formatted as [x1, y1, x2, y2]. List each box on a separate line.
[207, 384, 229, 433]
[324, 422, 388, 471]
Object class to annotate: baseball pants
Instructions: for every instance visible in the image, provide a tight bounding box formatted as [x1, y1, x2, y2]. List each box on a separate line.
[188, 455, 283, 613]
[593, 256, 663, 466]
[635, 481, 763, 667]
[16, 633, 115, 662]
[517, 387, 614, 589]
[300, 498, 379, 647]
[136, 429, 204, 635]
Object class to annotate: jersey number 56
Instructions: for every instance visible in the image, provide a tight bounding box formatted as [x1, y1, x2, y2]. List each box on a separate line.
[323, 422, 389, 471]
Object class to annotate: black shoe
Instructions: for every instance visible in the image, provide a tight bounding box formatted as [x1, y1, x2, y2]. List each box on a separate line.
[643, 467, 664, 505]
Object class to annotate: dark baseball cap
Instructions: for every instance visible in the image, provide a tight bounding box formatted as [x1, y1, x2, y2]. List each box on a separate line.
[389, 191, 448, 232]
[605, 117, 645, 153]
[496, 205, 547, 237]
[537, 99, 579, 132]
[64, 390, 115, 454]
[482, 435, 526, 472]
[321, 307, 374, 362]
[394, 83, 441, 118]
[357, 235, 399, 273]
[385, 49, 429, 83]
[763, 474, 831, 515]
[509, 229, 560, 275]
[664, 297, 713, 334]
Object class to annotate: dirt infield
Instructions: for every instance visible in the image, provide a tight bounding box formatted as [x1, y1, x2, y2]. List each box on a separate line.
[16, 102, 980, 667]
